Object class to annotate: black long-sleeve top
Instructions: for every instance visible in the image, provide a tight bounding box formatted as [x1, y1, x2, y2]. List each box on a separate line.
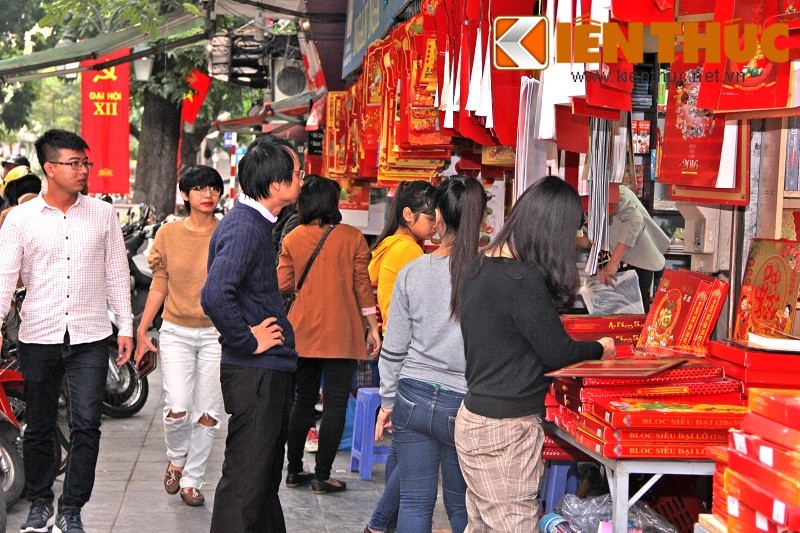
[460, 257, 603, 419]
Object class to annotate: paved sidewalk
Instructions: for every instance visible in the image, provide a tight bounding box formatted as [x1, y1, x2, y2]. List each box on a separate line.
[7, 365, 453, 532]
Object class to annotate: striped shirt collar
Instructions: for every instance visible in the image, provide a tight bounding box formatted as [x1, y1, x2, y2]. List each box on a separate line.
[239, 194, 277, 223]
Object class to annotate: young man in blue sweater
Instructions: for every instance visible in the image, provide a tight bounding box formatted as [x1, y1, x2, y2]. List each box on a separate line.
[201, 134, 303, 532]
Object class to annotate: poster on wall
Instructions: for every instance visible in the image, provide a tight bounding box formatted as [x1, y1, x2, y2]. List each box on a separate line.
[80, 48, 130, 194]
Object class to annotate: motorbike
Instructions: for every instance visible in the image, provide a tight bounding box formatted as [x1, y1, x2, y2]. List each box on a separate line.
[102, 205, 162, 418]
[0, 368, 24, 510]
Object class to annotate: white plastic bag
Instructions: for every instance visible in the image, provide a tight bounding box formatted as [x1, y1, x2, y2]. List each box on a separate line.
[579, 270, 644, 315]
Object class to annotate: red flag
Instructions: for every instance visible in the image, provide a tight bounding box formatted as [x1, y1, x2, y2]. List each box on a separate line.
[181, 69, 212, 125]
[81, 48, 131, 194]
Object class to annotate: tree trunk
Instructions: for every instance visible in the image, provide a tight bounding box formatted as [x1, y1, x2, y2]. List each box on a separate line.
[179, 122, 211, 175]
[133, 89, 181, 220]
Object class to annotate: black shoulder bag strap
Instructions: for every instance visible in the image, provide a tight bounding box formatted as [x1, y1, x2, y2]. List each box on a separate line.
[295, 224, 335, 293]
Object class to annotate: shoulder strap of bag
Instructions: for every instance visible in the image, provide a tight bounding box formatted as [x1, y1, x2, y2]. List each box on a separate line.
[295, 224, 335, 292]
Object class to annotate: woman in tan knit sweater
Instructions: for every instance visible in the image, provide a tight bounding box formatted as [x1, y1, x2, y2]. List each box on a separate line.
[278, 175, 381, 494]
[134, 166, 226, 507]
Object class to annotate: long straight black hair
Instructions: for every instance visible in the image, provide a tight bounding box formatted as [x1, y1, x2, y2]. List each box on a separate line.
[371, 180, 435, 251]
[481, 175, 583, 309]
[434, 176, 488, 319]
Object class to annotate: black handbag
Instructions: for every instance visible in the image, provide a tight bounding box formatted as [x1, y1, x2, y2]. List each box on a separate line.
[283, 224, 334, 314]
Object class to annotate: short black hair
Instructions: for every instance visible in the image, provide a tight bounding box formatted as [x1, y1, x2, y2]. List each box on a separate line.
[178, 165, 225, 211]
[5, 176, 41, 205]
[238, 135, 296, 200]
[297, 175, 342, 226]
[34, 129, 89, 171]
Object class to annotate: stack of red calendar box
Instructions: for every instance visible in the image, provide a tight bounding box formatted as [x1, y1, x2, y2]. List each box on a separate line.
[723, 388, 800, 533]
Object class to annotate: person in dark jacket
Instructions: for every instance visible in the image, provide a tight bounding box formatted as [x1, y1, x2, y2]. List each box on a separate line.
[201, 134, 303, 533]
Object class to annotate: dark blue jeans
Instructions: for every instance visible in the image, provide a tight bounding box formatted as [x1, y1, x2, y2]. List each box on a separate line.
[17, 334, 107, 510]
[368, 444, 399, 531]
[392, 378, 467, 533]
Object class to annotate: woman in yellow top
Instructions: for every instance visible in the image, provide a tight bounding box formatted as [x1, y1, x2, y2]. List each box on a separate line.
[368, 181, 437, 324]
[366, 180, 435, 533]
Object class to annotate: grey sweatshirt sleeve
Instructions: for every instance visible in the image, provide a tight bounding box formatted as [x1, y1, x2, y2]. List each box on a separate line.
[378, 267, 413, 409]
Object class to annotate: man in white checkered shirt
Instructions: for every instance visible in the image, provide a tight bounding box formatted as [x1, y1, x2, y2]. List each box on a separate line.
[0, 129, 133, 533]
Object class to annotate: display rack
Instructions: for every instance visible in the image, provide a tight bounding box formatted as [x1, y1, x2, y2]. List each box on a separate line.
[546, 424, 715, 533]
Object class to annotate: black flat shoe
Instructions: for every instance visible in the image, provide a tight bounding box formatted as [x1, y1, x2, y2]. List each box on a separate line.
[311, 477, 347, 494]
[285, 471, 314, 487]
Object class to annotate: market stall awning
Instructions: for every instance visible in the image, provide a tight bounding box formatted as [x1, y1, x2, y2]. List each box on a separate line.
[0, 11, 203, 84]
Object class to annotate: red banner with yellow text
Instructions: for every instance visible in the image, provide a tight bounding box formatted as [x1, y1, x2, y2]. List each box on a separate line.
[81, 48, 130, 194]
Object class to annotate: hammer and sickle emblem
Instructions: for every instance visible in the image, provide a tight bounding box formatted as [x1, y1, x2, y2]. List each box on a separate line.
[92, 67, 118, 83]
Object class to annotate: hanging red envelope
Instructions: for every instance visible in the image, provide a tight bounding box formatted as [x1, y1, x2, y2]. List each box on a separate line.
[660, 54, 727, 187]
[585, 54, 633, 111]
[611, 0, 675, 23]
[488, 0, 534, 147]
[555, 104, 590, 153]
[676, 0, 716, 18]
[696, 0, 791, 112]
[571, 97, 622, 120]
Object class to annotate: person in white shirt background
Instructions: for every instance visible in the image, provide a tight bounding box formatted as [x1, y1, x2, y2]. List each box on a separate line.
[0, 129, 133, 533]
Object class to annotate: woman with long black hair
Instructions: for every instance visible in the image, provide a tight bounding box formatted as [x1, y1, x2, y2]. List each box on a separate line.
[455, 176, 616, 531]
[374, 176, 487, 533]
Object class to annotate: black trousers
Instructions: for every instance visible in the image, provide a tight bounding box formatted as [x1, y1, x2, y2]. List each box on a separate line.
[17, 334, 107, 510]
[286, 357, 356, 481]
[211, 365, 292, 533]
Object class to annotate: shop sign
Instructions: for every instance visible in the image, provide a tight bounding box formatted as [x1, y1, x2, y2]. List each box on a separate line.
[342, 0, 410, 77]
[493, 17, 791, 70]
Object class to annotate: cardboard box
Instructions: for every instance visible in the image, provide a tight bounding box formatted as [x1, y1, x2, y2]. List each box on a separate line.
[728, 450, 800, 507]
[724, 467, 800, 530]
[580, 356, 723, 387]
[574, 428, 713, 459]
[740, 412, 800, 453]
[726, 497, 780, 533]
[707, 340, 800, 368]
[729, 429, 800, 476]
[553, 376, 743, 402]
[578, 412, 730, 443]
[585, 398, 748, 429]
[705, 355, 800, 385]
[747, 388, 800, 430]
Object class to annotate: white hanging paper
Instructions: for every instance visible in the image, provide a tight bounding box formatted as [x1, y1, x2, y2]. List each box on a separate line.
[439, 45, 451, 112]
[476, 26, 493, 125]
[453, 45, 463, 111]
[444, 52, 457, 128]
[465, 27, 483, 112]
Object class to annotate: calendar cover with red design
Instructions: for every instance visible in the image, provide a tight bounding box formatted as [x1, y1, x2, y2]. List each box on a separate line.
[732, 239, 800, 340]
[638, 269, 712, 347]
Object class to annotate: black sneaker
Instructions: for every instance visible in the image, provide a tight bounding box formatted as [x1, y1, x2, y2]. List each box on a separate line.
[55, 507, 85, 533]
[20, 500, 54, 533]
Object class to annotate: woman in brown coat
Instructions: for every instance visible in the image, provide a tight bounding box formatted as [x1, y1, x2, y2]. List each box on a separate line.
[278, 176, 381, 493]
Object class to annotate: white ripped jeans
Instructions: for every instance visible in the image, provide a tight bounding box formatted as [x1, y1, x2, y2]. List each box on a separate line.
[159, 320, 223, 489]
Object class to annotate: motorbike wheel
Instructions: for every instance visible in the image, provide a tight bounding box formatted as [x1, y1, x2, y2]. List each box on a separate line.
[103, 337, 149, 418]
[0, 433, 24, 510]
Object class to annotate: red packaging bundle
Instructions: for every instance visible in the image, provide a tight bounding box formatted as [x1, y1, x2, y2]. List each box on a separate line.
[724, 467, 800, 530]
[747, 388, 800, 430]
[585, 398, 748, 430]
